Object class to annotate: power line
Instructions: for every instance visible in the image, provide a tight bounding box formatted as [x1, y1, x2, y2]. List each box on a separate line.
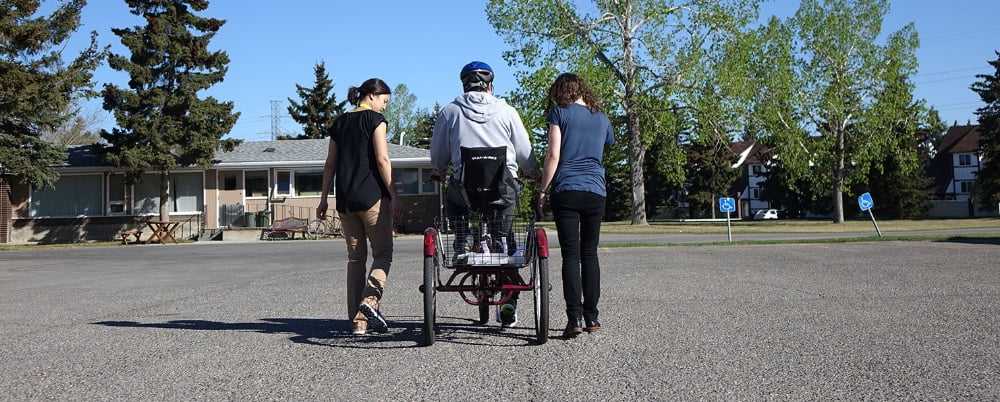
[258, 100, 293, 140]
[915, 66, 988, 78]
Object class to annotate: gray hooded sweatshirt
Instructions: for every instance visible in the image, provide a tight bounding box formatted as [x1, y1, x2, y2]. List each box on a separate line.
[430, 92, 539, 180]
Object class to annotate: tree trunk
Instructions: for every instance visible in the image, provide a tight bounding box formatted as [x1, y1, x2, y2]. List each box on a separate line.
[621, 7, 647, 226]
[626, 107, 648, 225]
[832, 127, 845, 223]
[159, 170, 170, 222]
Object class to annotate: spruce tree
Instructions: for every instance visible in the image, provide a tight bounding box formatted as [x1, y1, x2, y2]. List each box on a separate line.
[0, 0, 105, 188]
[287, 62, 345, 139]
[101, 0, 239, 222]
[972, 51, 1000, 207]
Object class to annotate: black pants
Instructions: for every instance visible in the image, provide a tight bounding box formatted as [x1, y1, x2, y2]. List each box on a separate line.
[551, 191, 605, 322]
[446, 181, 520, 304]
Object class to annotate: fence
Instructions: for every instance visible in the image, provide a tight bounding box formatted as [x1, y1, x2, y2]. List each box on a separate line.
[219, 202, 314, 228]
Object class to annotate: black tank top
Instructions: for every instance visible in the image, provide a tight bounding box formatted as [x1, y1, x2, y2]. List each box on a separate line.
[330, 109, 391, 213]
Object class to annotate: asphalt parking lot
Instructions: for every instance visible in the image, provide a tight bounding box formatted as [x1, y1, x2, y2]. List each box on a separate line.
[2, 238, 999, 400]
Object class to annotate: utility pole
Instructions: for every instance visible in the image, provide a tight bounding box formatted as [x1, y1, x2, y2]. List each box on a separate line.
[259, 100, 292, 140]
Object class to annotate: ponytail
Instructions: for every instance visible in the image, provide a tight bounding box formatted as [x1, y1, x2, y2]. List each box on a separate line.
[348, 78, 392, 106]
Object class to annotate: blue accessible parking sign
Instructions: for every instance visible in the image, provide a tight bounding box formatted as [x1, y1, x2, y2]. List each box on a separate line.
[719, 197, 736, 213]
[858, 192, 875, 211]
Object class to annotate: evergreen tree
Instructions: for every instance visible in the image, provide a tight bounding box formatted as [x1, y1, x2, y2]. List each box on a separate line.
[973, 51, 1000, 207]
[408, 103, 441, 149]
[101, 0, 240, 222]
[761, 162, 830, 218]
[685, 137, 739, 218]
[287, 62, 345, 139]
[0, 0, 105, 188]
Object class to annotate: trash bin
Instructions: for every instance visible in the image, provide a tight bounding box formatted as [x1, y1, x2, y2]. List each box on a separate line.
[256, 211, 270, 228]
[244, 212, 256, 228]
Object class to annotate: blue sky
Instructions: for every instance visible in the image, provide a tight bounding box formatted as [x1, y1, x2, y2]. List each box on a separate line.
[61, 0, 1000, 141]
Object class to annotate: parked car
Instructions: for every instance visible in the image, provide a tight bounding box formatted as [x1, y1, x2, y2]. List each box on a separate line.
[753, 209, 780, 220]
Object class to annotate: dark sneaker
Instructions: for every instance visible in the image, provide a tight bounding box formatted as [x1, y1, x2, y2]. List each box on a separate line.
[498, 302, 518, 328]
[358, 300, 388, 333]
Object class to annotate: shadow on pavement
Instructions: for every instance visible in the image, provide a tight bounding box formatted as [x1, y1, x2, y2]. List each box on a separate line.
[93, 315, 543, 349]
[936, 236, 1000, 246]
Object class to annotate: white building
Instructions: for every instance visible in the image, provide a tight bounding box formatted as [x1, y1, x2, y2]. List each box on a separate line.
[729, 141, 771, 218]
[928, 125, 993, 217]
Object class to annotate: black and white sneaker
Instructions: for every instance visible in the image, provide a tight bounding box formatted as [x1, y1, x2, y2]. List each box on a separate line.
[497, 303, 518, 328]
[358, 302, 388, 333]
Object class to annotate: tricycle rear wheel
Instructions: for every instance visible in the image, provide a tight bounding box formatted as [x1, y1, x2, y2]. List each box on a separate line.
[422, 255, 436, 346]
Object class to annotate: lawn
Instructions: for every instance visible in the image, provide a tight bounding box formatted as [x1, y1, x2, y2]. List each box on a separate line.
[538, 218, 1000, 234]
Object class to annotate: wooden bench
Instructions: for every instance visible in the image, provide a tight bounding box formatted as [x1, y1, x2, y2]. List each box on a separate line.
[119, 228, 143, 245]
[261, 217, 309, 240]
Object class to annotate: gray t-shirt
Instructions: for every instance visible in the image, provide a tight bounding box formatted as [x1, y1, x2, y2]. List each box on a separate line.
[547, 104, 614, 197]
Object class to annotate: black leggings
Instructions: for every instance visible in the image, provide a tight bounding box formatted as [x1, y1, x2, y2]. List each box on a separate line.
[551, 191, 605, 322]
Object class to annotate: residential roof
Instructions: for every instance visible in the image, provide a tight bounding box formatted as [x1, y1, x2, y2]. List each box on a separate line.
[64, 145, 112, 167]
[54, 138, 430, 168]
[729, 140, 771, 168]
[938, 125, 981, 154]
[214, 138, 430, 164]
[929, 125, 981, 194]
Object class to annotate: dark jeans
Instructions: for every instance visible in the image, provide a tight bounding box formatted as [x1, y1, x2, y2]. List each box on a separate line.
[552, 190, 605, 322]
[446, 182, 520, 304]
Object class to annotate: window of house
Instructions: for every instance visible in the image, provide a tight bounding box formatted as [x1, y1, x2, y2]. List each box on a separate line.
[30, 174, 104, 217]
[223, 174, 238, 191]
[133, 174, 162, 214]
[108, 174, 127, 215]
[752, 188, 761, 199]
[294, 170, 324, 196]
[959, 154, 972, 166]
[275, 171, 291, 196]
[960, 181, 974, 194]
[170, 173, 203, 213]
[132, 173, 203, 214]
[394, 168, 420, 195]
[421, 169, 437, 194]
[245, 171, 268, 198]
[752, 165, 763, 175]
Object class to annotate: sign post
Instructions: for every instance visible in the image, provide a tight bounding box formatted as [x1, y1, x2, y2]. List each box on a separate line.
[719, 197, 736, 243]
[858, 192, 882, 238]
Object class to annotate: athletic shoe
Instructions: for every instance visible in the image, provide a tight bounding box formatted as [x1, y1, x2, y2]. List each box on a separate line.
[358, 299, 388, 333]
[352, 321, 367, 336]
[498, 302, 518, 328]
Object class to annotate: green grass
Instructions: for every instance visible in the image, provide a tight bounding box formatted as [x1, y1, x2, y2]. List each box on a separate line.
[592, 233, 1000, 249]
[535, 218, 1000, 235]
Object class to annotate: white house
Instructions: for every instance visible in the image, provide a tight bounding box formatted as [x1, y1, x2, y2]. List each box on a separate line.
[928, 125, 993, 217]
[729, 140, 771, 218]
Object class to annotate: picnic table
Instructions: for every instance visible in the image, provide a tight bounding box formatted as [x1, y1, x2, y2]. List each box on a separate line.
[145, 220, 181, 244]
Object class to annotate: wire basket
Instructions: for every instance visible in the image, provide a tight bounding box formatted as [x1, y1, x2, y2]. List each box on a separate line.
[434, 213, 536, 268]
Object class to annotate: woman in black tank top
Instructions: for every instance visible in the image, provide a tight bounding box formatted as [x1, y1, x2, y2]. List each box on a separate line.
[317, 78, 397, 336]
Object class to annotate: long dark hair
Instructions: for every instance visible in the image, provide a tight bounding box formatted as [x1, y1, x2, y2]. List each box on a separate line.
[546, 73, 602, 113]
[348, 78, 392, 106]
